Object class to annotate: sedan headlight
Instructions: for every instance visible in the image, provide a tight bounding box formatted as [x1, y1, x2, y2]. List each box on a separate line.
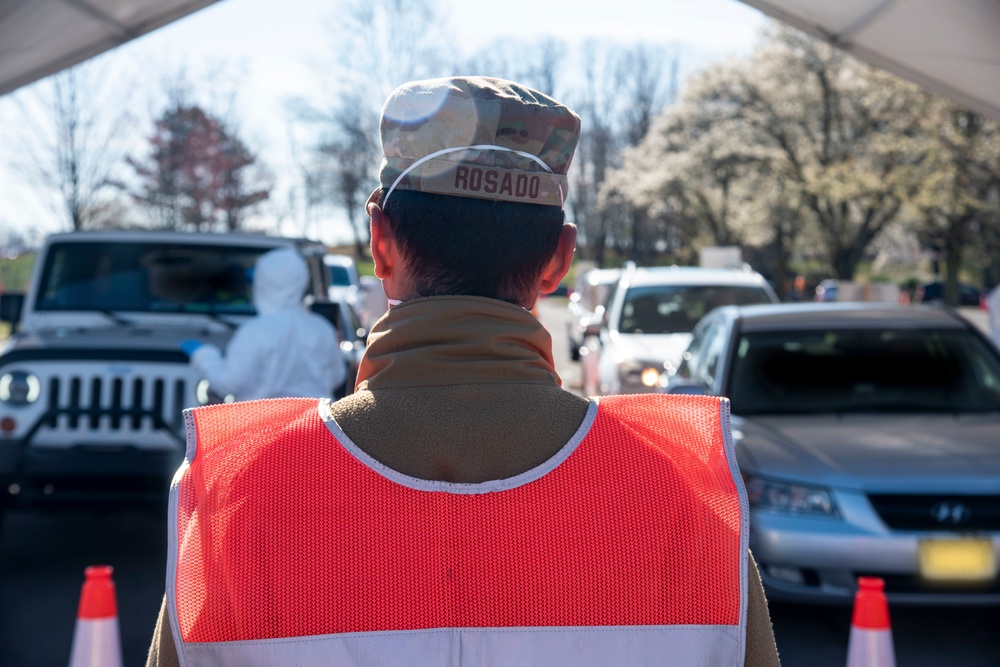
[0, 371, 41, 406]
[618, 361, 664, 388]
[744, 475, 840, 518]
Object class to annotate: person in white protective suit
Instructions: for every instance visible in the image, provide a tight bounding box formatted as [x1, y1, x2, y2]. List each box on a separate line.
[180, 247, 347, 401]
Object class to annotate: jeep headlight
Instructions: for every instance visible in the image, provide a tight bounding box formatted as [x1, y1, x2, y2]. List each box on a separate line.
[0, 371, 41, 406]
[618, 361, 664, 388]
[745, 476, 840, 518]
[196, 379, 235, 405]
[196, 379, 213, 405]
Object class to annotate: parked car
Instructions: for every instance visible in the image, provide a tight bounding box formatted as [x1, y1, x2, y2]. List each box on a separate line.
[313, 297, 368, 398]
[0, 231, 359, 516]
[666, 303, 1000, 604]
[323, 253, 363, 308]
[565, 268, 621, 362]
[914, 281, 985, 307]
[580, 264, 778, 395]
[814, 279, 838, 302]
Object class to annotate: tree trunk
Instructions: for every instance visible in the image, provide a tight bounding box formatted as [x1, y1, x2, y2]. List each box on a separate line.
[943, 225, 967, 307]
[772, 225, 788, 301]
[830, 245, 859, 281]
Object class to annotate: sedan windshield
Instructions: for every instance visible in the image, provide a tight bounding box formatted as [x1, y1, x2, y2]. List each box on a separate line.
[35, 241, 271, 315]
[728, 328, 1000, 414]
[618, 285, 772, 335]
[328, 265, 354, 287]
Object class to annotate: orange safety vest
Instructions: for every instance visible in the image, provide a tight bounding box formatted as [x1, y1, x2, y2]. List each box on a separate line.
[166, 395, 748, 666]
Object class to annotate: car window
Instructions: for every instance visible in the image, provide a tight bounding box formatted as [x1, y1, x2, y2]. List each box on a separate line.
[328, 265, 354, 287]
[617, 284, 771, 335]
[36, 241, 265, 314]
[727, 328, 1000, 414]
[677, 316, 725, 387]
[700, 322, 729, 388]
[967, 339, 1000, 393]
[342, 303, 365, 341]
[677, 320, 711, 381]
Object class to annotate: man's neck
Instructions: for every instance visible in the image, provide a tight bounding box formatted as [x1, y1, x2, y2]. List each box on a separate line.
[332, 296, 589, 482]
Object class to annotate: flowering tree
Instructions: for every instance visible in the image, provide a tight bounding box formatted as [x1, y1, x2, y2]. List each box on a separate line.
[128, 105, 270, 231]
[607, 26, 933, 283]
[912, 104, 1000, 303]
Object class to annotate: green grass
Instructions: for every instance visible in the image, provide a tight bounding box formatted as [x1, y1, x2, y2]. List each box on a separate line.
[0, 253, 36, 293]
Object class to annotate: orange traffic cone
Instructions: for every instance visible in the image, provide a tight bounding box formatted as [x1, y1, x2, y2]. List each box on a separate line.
[68, 565, 123, 667]
[846, 576, 896, 667]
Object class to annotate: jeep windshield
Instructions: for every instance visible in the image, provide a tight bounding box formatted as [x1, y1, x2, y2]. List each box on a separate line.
[34, 241, 272, 316]
[728, 328, 1000, 415]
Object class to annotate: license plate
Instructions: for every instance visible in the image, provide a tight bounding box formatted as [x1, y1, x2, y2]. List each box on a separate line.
[919, 538, 997, 581]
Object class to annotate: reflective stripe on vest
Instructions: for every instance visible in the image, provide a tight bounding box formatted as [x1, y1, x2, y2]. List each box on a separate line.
[166, 394, 748, 667]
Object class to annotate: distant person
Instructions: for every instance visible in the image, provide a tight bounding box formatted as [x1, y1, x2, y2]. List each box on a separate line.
[790, 275, 806, 302]
[179, 247, 346, 400]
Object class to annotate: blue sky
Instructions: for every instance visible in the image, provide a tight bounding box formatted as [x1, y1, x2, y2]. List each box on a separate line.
[0, 0, 766, 245]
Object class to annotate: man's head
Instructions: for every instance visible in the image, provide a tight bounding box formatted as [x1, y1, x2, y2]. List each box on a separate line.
[367, 76, 581, 308]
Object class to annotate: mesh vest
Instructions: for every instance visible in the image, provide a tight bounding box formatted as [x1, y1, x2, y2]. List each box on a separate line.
[166, 394, 748, 667]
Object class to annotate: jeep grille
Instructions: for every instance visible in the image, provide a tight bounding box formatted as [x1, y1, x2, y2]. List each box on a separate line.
[23, 363, 193, 448]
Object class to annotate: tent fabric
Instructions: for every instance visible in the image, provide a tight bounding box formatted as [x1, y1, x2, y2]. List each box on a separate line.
[740, 0, 1000, 120]
[0, 0, 220, 97]
[1, 0, 998, 120]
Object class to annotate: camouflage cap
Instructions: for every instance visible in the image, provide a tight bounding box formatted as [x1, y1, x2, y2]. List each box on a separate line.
[379, 76, 581, 207]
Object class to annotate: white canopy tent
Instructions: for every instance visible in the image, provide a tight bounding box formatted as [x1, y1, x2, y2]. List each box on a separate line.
[0, 0, 221, 97]
[740, 0, 1000, 120]
[0, 0, 998, 119]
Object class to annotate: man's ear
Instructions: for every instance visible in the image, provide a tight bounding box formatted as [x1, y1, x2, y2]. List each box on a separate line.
[368, 192, 398, 283]
[538, 223, 577, 294]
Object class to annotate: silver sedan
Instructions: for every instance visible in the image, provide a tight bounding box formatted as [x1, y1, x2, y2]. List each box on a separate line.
[667, 303, 1000, 604]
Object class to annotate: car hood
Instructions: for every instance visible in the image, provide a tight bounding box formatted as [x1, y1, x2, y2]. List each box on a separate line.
[609, 332, 692, 369]
[4, 323, 233, 356]
[734, 413, 1000, 493]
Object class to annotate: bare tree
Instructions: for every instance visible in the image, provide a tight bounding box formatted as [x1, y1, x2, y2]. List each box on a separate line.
[572, 41, 681, 265]
[5, 62, 135, 230]
[318, 99, 378, 258]
[290, 0, 455, 256]
[462, 37, 567, 98]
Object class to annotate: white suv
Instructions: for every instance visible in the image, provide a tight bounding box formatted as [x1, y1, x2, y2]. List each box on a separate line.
[0, 231, 359, 516]
[580, 263, 779, 396]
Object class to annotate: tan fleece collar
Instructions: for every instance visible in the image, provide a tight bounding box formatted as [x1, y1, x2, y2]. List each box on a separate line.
[355, 296, 561, 391]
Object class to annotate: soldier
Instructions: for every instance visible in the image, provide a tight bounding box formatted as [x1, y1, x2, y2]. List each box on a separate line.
[148, 76, 780, 666]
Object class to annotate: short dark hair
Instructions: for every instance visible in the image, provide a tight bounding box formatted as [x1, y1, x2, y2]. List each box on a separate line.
[379, 189, 565, 306]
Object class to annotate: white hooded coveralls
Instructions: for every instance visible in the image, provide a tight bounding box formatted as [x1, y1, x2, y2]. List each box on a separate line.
[190, 248, 347, 400]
